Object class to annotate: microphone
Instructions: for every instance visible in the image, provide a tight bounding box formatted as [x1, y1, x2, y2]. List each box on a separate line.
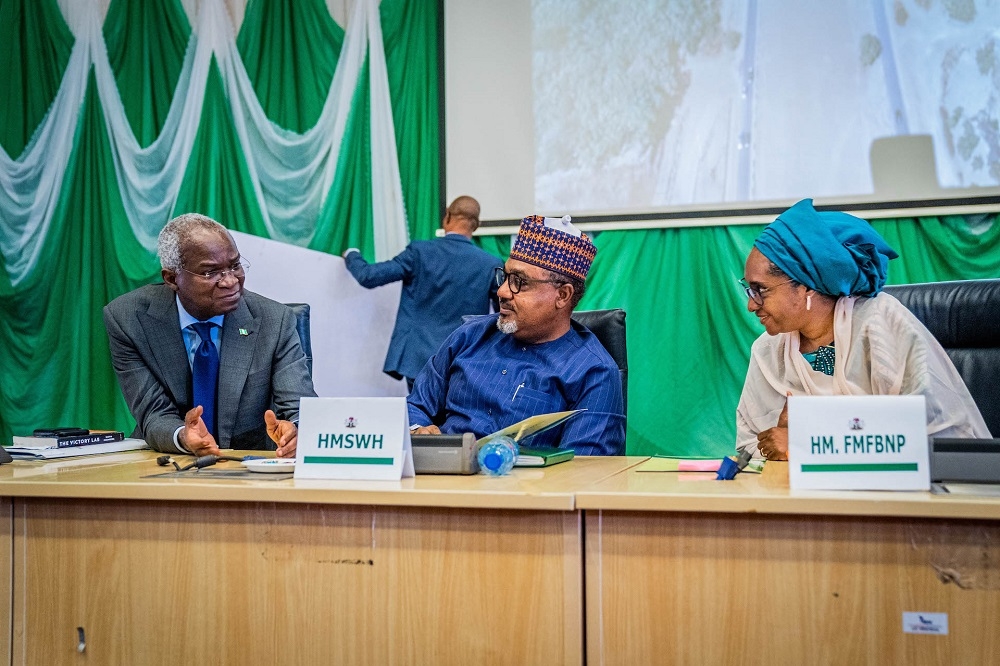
[193, 454, 221, 468]
[160, 452, 255, 472]
[156, 455, 181, 471]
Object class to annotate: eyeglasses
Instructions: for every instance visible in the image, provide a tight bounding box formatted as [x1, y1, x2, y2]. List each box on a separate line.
[180, 259, 250, 284]
[494, 267, 566, 294]
[740, 277, 794, 306]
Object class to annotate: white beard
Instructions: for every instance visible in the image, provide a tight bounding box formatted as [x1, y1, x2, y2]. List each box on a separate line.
[496, 317, 518, 335]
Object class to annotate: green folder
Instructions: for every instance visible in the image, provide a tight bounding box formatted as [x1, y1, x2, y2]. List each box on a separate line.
[514, 446, 575, 468]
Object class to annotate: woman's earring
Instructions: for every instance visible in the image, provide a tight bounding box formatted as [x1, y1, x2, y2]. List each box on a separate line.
[806, 294, 812, 311]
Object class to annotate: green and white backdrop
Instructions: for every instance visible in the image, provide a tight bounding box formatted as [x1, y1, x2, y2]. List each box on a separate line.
[2, 0, 998, 456]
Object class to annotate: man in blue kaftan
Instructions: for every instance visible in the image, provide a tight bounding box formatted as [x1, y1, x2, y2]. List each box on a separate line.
[408, 215, 625, 456]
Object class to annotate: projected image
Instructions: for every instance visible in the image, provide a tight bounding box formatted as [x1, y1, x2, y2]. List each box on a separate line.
[533, 0, 1000, 213]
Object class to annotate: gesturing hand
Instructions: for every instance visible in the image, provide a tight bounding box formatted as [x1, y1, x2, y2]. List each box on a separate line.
[265, 409, 299, 458]
[181, 405, 221, 457]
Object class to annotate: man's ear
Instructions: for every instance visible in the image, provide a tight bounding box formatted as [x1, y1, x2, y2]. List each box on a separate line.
[554, 282, 575, 309]
[162, 268, 180, 292]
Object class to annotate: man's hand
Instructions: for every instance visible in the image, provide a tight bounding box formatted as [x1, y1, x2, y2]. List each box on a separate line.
[342, 248, 360, 259]
[411, 425, 441, 435]
[181, 405, 221, 457]
[756, 399, 789, 460]
[265, 409, 298, 458]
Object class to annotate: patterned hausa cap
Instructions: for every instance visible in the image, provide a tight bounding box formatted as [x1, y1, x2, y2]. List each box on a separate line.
[509, 215, 597, 281]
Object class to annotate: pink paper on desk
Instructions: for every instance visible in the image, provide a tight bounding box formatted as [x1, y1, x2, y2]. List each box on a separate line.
[676, 459, 723, 472]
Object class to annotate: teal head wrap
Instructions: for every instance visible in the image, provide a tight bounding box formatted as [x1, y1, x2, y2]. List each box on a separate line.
[754, 199, 899, 297]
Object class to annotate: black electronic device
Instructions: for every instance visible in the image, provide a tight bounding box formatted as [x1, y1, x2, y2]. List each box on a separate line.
[32, 427, 89, 438]
[410, 433, 478, 475]
[930, 438, 1000, 484]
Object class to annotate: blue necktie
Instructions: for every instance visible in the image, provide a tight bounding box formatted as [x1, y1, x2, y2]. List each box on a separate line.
[190, 322, 220, 441]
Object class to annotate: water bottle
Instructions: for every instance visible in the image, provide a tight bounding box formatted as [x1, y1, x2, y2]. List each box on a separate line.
[477, 436, 519, 476]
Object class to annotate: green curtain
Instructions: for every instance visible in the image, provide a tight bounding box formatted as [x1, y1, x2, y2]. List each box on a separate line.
[871, 214, 1000, 283]
[237, 0, 343, 134]
[173, 59, 272, 238]
[0, 0, 441, 441]
[380, 0, 440, 241]
[0, 0, 73, 157]
[473, 234, 511, 261]
[104, 0, 190, 147]
[309, 61, 376, 257]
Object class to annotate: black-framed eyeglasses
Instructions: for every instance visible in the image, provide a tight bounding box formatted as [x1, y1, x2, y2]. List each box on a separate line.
[181, 259, 250, 284]
[493, 267, 566, 294]
[740, 277, 794, 306]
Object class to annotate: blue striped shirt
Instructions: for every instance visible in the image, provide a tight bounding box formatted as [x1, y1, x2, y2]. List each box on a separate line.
[408, 315, 626, 455]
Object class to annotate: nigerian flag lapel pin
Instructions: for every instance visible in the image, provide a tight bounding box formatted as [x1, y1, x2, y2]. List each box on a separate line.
[239, 328, 249, 336]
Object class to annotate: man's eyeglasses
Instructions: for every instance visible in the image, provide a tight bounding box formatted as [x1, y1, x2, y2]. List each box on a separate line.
[494, 267, 566, 294]
[181, 260, 250, 284]
[740, 277, 794, 306]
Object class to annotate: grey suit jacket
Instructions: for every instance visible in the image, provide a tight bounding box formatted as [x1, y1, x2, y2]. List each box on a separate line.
[103, 284, 316, 453]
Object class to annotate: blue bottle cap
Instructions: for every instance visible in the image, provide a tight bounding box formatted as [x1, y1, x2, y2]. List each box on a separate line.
[482, 451, 504, 472]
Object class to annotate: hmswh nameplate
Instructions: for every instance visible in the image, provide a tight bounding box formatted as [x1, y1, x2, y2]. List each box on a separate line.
[295, 397, 414, 480]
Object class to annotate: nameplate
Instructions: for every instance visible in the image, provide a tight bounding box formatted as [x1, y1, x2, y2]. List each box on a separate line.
[788, 395, 929, 491]
[295, 397, 414, 480]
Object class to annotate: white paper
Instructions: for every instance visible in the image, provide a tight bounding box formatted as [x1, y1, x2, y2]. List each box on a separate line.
[6, 438, 148, 459]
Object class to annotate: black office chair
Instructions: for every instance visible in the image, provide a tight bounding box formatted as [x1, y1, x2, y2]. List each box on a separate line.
[285, 303, 313, 379]
[884, 279, 1000, 436]
[571, 309, 628, 415]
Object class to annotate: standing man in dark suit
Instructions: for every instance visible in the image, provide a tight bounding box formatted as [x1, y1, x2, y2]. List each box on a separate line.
[343, 196, 503, 389]
[103, 213, 316, 457]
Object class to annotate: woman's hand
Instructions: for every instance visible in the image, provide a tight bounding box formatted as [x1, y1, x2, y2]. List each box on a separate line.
[756, 399, 789, 460]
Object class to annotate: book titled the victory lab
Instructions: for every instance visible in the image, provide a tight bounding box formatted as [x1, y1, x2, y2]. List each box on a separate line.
[12, 430, 126, 449]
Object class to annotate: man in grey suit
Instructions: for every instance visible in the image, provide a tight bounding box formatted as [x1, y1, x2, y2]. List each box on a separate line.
[343, 196, 502, 389]
[104, 213, 315, 457]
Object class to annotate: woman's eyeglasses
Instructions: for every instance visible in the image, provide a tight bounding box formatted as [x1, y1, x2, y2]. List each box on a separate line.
[739, 277, 794, 306]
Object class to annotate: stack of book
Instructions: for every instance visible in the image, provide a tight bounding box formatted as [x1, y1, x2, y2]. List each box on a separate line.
[7, 430, 147, 459]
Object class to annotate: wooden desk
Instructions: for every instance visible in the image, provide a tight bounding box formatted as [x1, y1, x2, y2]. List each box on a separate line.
[577, 463, 1000, 665]
[0, 452, 643, 665]
[4, 455, 999, 665]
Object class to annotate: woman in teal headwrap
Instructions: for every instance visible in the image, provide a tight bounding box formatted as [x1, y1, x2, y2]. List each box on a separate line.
[736, 199, 989, 460]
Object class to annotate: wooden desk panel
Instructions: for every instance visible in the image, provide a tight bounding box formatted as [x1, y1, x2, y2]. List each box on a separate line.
[582, 462, 1000, 666]
[586, 510, 1000, 665]
[0, 499, 10, 665]
[13, 498, 582, 665]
